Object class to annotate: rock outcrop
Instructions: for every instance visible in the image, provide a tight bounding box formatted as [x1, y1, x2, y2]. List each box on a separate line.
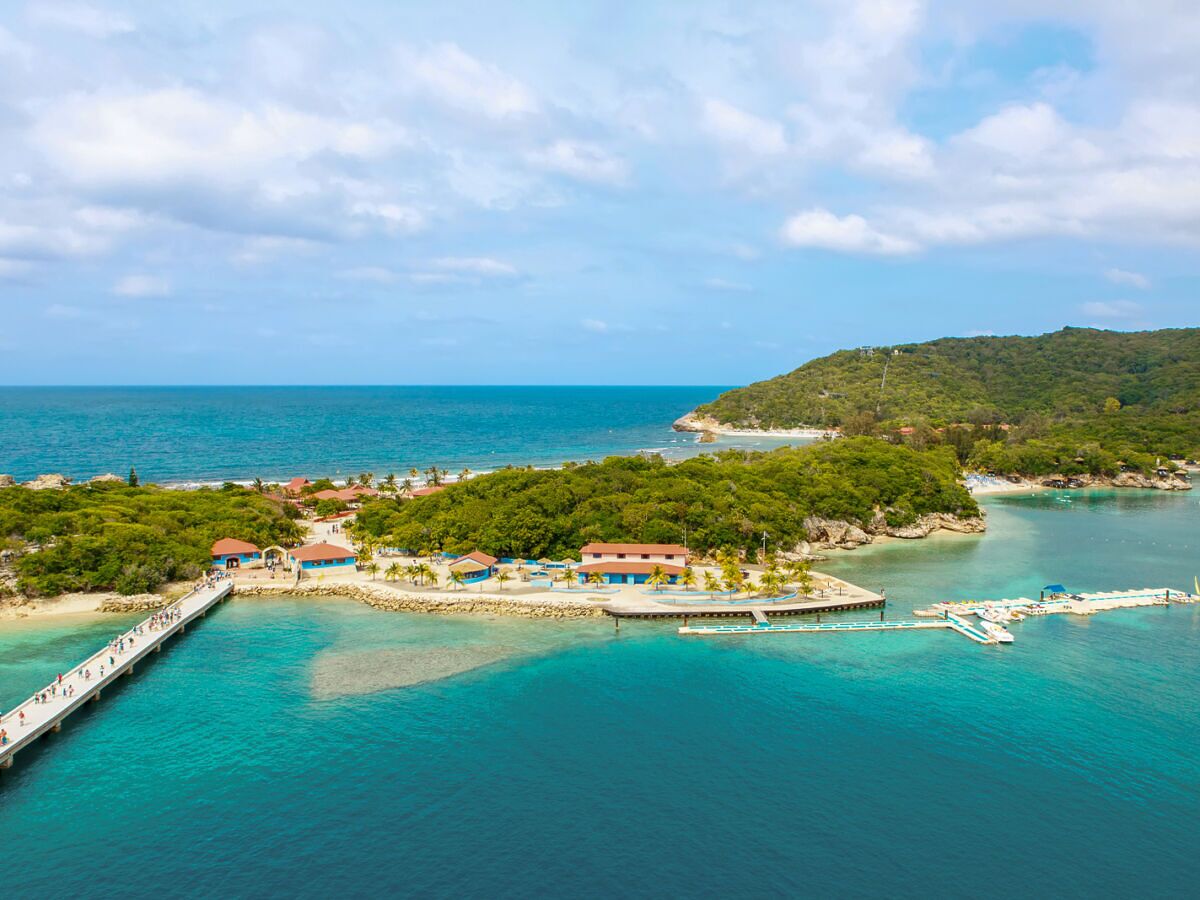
[0, 474, 14, 487]
[233, 582, 607, 618]
[801, 510, 987, 550]
[90, 473, 125, 483]
[24, 473, 71, 490]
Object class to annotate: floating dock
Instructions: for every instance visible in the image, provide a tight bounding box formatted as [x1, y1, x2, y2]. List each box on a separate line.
[0, 580, 232, 772]
[679, 611, 996, 644]
[915, 588, 1196, 620]
[601, 592, 884, 621]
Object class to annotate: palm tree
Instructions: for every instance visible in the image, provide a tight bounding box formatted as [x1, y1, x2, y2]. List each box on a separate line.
[365, 561, 380, 580]
[646, 565, 670, 592]
[678, 567, 697, 592]
[703, 570, 722, 598]
[384, 472, 397, 491]
[495, 569, 512, 591]
[424, 567, 439, 588]
[586, 571, 606, 588]
[252, 477, 265, 493]
[557, 567, 576, 590]
[788, 559, 813, 598]
[425, 466, 442, 487]
[400, 478, 414, 496]
[459, 467, 472, 482]
[385, 562, 403, 583]
[406, 563, 421, 584]
[449, 570, 466, 591]
[408, 467, 419, 481]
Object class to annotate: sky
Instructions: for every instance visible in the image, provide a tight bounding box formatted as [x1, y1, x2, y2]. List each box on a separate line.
[0, 0, 1198, 385]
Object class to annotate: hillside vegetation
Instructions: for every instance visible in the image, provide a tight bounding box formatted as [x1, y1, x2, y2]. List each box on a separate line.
[692, 327, 1200, 465]
[351, 439, 978, 560]
[0, 483, 303, 597]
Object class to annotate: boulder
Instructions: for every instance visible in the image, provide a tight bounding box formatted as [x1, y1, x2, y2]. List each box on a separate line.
[24, 473, 71, 490]
[90, 473, 124, 483]
[0, 474, 14, 487]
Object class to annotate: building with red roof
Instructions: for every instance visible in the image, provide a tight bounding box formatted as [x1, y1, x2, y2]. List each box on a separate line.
[448, 551, 498, 580]
[288, 542, 357, 572]
[577, 543, 689, 585]
[211, 538, 262, 569]
[282, 477, 311, 497]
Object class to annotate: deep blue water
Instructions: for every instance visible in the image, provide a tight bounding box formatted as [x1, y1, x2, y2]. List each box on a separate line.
[2, 489, 1198, 897]
[0, 386, 802, 484]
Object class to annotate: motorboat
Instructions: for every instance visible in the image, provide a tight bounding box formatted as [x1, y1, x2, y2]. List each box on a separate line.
[980, 621, 1015, 643]
[978, 606, 1011, 624]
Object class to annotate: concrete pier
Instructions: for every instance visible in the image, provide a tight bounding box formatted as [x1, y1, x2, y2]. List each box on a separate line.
[0, 580, 232, 772]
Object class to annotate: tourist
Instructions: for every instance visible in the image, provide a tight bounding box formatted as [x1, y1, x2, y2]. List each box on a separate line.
[0, 728, 8, 745]
[18, 711, 24, 727]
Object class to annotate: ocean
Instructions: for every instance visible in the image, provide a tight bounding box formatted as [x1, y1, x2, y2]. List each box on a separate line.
[2, 487, 1198, 897]
[0, 386, 804, 485]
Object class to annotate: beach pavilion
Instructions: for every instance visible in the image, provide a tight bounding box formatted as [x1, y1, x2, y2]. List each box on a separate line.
[211, 538, 262, 570]
[448, 551, 498, 582]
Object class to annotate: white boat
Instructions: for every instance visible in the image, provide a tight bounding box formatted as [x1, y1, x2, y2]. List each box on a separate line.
[978, 607, 1011, 624]
[980, 621, 1015, 643]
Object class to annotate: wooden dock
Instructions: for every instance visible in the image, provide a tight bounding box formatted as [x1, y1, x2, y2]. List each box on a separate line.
[0, 580, 233, 772]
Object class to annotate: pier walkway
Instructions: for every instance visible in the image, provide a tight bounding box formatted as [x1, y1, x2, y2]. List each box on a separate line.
[679, 612, 996, 644]
[0, 580, 233, 771]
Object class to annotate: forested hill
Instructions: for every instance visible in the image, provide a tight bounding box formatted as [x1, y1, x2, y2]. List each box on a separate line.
[692, 327, 1200, 457]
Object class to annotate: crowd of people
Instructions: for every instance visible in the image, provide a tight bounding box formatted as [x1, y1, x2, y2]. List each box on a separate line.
[2, 576, 232, 745]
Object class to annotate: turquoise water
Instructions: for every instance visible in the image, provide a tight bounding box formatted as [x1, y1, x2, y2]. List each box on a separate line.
[2, 490, 1199, 897]
[0, 386, 803, 484]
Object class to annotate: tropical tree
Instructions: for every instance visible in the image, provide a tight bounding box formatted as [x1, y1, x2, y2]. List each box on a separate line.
[128, 467, 138, 487]
[586, 571, 606, 587]
[424, 567, 439, 588]
[703, 570, 722, 598]
[449, 570, 466, 591]
[384, 473, 397, 491]
[408, 467, 419, 480]
[400, 478, 414, 496]
[646, 564, 670, 592]
[557, 566, 576, 590]
[385, 562, 403, 583]
[788, 559, 813, 598]
[495, 569, 511, 591]
[459, 467, 472, 482]
[678, 567, 697, 592]
[252, 477, 265, 494]
[365, 561, 380, 580]
[358, 472, 374, 488]
[405, 563, 421, 584]
[425, 466, 442, 486]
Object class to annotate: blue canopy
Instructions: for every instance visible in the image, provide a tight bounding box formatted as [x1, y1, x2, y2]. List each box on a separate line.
[1043, 584, 1067, 593]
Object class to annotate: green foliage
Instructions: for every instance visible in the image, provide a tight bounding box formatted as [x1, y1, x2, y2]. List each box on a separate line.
[694, 327, 1200, 460]
[314, 498, 348, 517]
[350, 439, 978, 560]
[0, 483, 303, 596]
[696, 328, 1200, 451]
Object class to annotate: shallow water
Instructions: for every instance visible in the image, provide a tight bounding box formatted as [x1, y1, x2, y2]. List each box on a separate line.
[1, 490, 1198, 898]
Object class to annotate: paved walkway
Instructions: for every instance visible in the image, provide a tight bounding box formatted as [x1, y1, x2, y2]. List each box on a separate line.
[0, 578, 233, 770]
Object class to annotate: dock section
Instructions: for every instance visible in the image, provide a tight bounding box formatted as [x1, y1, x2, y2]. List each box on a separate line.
[680, 615, 996, 644]
[0, 579, 232, 771]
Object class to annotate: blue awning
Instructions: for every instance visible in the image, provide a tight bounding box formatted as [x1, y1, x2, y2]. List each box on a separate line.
[1043, 583, 1067, 593]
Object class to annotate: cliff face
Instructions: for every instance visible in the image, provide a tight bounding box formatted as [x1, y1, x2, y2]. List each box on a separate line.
[799, 510, 987, 552]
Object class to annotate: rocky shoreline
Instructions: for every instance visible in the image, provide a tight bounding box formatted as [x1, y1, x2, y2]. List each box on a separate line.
[233, 582, 607, 618]
[796, 511, 987, 552]
[672, 412, 836, 439]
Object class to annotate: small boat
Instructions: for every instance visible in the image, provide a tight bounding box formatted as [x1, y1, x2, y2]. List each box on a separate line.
[978, 607, 1011, 624]
[980, 621, 1014, 643]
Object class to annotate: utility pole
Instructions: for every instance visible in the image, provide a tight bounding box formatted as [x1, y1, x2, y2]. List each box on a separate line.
[761, 530, 768, 563]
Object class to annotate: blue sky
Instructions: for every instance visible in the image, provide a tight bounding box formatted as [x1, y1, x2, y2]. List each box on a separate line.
[0, 0, 1197, 385]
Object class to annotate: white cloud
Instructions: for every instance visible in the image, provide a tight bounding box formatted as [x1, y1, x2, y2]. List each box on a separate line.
[349, 202, 425, 235]
[113, 274, 170, 297]
[780, 208, 918, 255]
[28, 2, 134, 39]
[36, 89, 406, 188]
[582, 318, 609, 333]
[701, 99, 787, 156]
[1081, 299, 1143, 318]
[1104, 267, 1151, 290]
[855, 128, 934, 179]
[431, 256, 518, 277]
[527, 140, 629, 186]
[404, 42, 537, 120]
